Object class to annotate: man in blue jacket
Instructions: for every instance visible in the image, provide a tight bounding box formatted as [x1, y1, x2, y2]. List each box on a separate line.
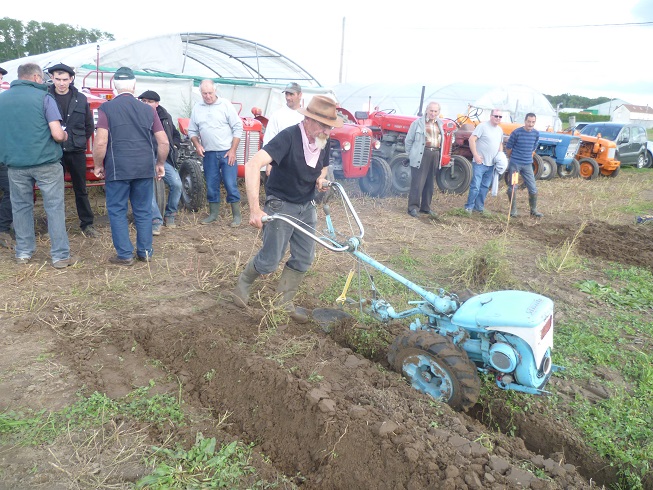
[505, 113, 543, 217]
[0, 63, 76, 268]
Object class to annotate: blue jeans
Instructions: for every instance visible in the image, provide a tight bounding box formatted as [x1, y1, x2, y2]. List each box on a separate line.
[105, 178, 153, 260]
[465, 163, 494, 211]
[506, 162, 537, 196]
[253, 196, 317, 274]
[0, 164, 12, 233]
[151, 162, 183, 223]
[8, 162, 70, 261]
[203, 151, 240, 204]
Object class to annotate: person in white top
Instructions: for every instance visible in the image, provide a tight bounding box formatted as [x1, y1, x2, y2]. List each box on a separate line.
[262, 82, 304, 176]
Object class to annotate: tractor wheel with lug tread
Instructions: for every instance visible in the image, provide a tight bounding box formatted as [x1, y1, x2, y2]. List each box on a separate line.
[578, 157, 600, 180]
[154, 177, 166, 217]
[539, 156, 557, 180]
[557, 158, 580, 178]
[436, 155, 472, 195]
[388, 330, 480, 411]
[389, 153, 412, 195]
[532, 154, 545, 180]
[601, 165, 621, 178]
[358, 156, 392, 197]
[179, 159, 206, 212]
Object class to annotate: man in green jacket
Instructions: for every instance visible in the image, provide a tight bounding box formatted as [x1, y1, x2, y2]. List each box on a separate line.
[0, 63, 76, 268]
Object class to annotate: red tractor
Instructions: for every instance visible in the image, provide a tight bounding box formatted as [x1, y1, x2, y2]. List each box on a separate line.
[251, 107, 393, 198]
[352, 109, 472, 195]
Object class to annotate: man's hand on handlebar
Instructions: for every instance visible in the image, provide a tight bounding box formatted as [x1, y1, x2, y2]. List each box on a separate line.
[249, 207, 267, 229]
[316, 178, 331, 192]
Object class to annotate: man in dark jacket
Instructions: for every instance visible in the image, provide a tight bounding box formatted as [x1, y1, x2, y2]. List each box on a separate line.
[138, 90, 183, 232]
[92, 67, 168, 266]
[47, 63, 97, 237]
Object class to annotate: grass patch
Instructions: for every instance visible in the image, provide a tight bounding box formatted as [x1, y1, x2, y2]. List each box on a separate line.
[536, 223, 586, 274]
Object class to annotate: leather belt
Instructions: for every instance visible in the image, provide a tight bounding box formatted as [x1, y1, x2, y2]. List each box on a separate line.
[425, 146, 440, 151]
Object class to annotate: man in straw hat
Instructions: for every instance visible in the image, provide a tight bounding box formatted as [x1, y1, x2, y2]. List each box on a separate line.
[231, 95, 343, 323]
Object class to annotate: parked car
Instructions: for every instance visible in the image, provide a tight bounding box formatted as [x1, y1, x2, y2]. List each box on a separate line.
[580, 122, 648, 167]
[563, 122, 590, 134]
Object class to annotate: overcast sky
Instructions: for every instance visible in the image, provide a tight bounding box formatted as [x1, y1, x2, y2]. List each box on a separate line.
[3, 0, 653, 105]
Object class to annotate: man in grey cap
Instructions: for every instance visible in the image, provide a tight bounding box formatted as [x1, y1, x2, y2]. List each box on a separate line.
[47, 63, 97, 237]
[93, 67, 169, 266]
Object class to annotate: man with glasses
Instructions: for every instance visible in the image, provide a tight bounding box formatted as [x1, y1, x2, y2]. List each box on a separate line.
[464, 108, 505, 214]
[505, 113, 542, 218]
[405, 101, 443, 219]
[231, 95, 342, 323]
[188, 79, 243, 226]
[0, 63, 77, 268]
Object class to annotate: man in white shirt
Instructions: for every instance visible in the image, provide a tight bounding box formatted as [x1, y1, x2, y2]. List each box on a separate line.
[262, 82, 304, 177]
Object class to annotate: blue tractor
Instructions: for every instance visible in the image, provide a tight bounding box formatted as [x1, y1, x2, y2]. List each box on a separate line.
[534, 132, 582, 180]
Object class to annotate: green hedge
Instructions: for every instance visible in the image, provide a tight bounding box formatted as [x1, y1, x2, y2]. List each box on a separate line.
[559, 113, 611, 124]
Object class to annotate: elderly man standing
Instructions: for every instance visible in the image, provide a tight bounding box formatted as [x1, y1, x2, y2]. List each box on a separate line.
[464, 108, 505, 214]
[405, 101, 443, 219]
[93, 67, 168, 266]
[0, 63, 76, 268]
[232, 95, 342, 322]
[188, 80, 243, 226]
[46, 63, 97, 237]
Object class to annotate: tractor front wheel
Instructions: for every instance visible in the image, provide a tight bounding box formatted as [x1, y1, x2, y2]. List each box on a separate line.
[436, 155, 472, 195]
[388, 331, 480, 411]
[601, 165, 621, 178]
[359, 156, 392, 197]
[389, 153, 411, 194]
[578, 158, 600, 180]
[179, 159, 207, 212]
[557, 159, 580, 178]
[539, 156, 557, 181]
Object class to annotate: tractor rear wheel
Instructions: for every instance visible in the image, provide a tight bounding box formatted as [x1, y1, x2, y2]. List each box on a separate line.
[557, 159, 580, 178]
[389, 153, 411, 194]
[539, 156, 557, 180]
[532, 154, 545, 180]
[154, 177, 166, 217]
[359, 156, 392, 197]
[179, 159, 207, 212]
[578, 158, 600, 180]
[436, 155, 472, 195]
[388, 331, 480, 411]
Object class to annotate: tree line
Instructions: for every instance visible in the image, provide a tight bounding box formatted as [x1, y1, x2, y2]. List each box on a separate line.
[544, 93, 612, 110]
[0, 17, 113, 63]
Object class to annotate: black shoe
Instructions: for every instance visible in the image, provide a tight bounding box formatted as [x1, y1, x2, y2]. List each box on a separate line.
[408, 209, 419, 218]
[109, 256, 134, 266]
[421, 210, 439, 220]
[81, 225, 99, 238]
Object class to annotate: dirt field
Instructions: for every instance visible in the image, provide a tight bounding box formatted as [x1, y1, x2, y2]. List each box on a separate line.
[1, 170, 652, 489]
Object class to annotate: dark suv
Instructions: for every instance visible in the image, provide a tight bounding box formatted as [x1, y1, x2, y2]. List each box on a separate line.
[580, 122, 648, 167]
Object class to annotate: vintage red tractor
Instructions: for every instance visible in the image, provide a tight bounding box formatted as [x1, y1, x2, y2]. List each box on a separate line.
[251, 107, 393, 198]
[352, 109, 472, 195]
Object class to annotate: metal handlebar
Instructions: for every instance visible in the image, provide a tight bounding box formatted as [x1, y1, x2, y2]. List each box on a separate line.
[261, 181, 365, 253]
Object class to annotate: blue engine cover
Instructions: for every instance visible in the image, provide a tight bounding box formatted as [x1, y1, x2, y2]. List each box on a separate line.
[537, 134, 578, 166]
[452, 290, 552, 332]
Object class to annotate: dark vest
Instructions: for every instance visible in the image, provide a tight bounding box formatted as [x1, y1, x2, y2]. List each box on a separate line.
[99, 93, 157, 181]
[0, 80, 63, 167]
[49, 85, 92, 152]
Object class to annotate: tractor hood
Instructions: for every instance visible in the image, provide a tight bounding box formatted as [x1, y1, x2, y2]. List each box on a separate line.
[452, 290, 553, 330]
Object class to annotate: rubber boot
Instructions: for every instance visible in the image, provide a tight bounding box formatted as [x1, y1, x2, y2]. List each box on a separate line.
[507, 190, 518, 217]
[529, 194, 543, 217]
[275, 266, 310, 323]
[201, 202, 220, 225]
[231, 260, 259, 307]
[230, 202, 241, 228]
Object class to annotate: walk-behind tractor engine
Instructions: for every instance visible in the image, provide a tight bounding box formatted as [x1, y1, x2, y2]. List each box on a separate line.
[263, 183, 557, 411]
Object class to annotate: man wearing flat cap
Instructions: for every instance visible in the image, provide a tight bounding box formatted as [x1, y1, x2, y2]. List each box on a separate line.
[47, 63, 97, 237]
[232, 95, 343, 323]
[93, 67, 169, 266]
[138, 90, 183, 232]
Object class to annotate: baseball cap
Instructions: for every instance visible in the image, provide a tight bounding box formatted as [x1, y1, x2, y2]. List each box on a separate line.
[283, 82, 301, 94]
[114, 67, 135, 80]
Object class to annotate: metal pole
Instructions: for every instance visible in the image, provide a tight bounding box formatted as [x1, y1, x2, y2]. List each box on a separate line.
[339, 17, 346, 84]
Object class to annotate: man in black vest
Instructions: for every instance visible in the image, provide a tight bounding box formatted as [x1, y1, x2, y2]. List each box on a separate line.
[92, 67, 169, 266]
[47, 64, 97, 237]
